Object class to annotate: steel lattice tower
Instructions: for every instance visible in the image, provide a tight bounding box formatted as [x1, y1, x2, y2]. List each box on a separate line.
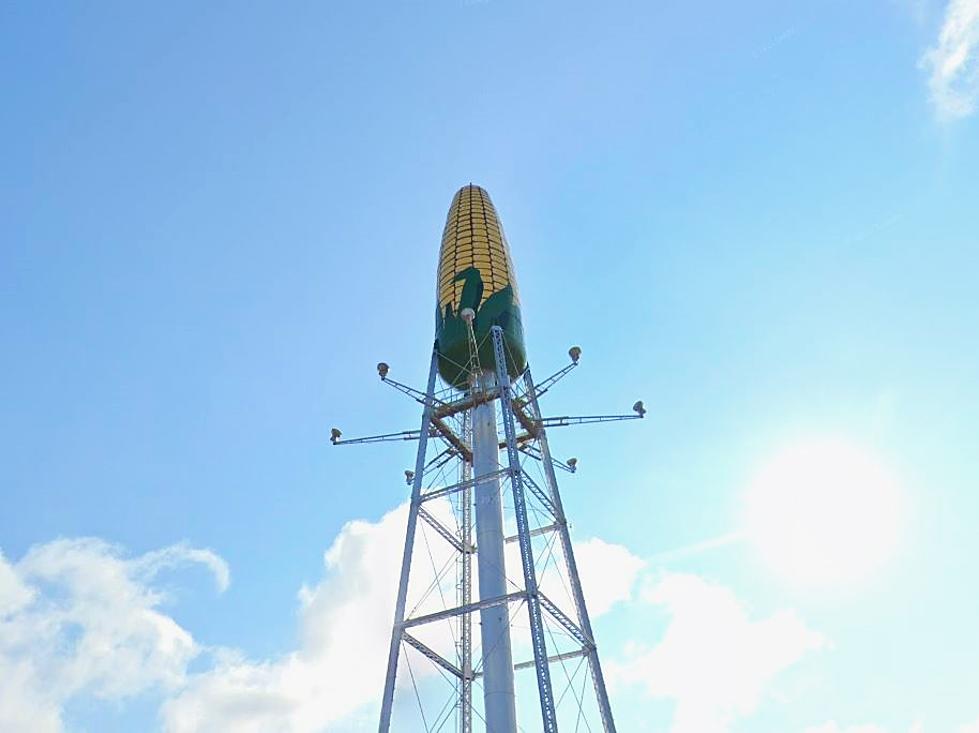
[332, 185, 644, 732]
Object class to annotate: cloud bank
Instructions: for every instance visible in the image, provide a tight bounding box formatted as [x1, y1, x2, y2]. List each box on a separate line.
[611, 573, 827, 733]
[1, 507, 839, 732]
[0, 539, 226, 732]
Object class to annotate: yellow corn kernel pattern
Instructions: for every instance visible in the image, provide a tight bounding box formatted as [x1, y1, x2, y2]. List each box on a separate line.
[437, 185, 520, 311]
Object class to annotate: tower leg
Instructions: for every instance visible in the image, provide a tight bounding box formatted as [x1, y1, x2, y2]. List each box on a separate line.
[472, 371, 518, 733]
[492, 327, 559, 733]
[378, 347, 440, 733]
[523, 367, 616, 733]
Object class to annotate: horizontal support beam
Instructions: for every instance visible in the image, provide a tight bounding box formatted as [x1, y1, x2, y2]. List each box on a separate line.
[514, 647, 589, 672]
[334, 414, 640, 447]
[404, 591, 526, 630]
[539, 414, 642, 429]
[498, 432, 535, 450]
[505, 522, 559, 544]
[474, 647, 589, 679]
[332, 428, 425, 445]
[432, 390, 496, 420]
[333, 416, 474, 462]
[420, 468, 510, 503]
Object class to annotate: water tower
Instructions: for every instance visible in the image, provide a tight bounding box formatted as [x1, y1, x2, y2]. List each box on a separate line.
[333, 185, 644, 732]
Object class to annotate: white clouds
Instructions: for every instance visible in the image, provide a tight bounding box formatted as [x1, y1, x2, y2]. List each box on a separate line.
[0, 507, 428, 733]
[611, 573, 826, 733]
[133, 541, 230, 593]
[163, 502, 415, 732]
[0, 538, 225, 732]
[1, 513, 833, 733]
[0, 551, 35, 616]
[572, 537, 645, 616]
[921, 0, 979, 119]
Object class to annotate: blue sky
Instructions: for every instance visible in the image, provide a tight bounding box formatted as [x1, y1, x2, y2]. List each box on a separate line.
[1, 1, 978, 731]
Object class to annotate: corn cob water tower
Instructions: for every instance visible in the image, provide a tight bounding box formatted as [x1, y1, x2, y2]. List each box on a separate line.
[332, 185, 644, 732]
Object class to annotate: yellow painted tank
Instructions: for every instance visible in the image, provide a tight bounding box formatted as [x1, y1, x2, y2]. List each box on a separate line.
[435, 185, 527, 389]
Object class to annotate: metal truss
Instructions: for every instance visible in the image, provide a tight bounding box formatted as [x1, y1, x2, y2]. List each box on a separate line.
[337, 332, 641, 733]
[492, 326, 559, 732]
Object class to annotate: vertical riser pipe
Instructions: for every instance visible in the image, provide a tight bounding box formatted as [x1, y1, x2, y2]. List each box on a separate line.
[472, 372, 517, 732]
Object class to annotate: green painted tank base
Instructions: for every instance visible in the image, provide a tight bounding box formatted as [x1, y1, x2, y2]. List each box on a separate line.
[435, 269, 527, 389]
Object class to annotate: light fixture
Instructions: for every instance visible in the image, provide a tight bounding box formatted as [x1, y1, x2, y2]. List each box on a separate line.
[569, 346, 581, 364]
[377, 362, 389, 379]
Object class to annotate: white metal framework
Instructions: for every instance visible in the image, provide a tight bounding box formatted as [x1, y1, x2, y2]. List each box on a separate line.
[333, 326, 643, 733]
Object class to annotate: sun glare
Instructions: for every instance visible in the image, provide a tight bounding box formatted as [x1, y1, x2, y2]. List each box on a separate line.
[743, 438, 905, 588]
